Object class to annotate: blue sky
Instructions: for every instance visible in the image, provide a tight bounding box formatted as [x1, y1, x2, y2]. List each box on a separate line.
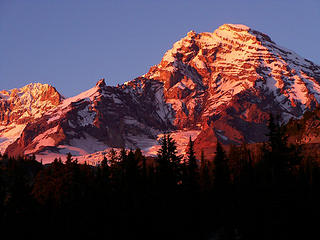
[1, 0, 319, 97]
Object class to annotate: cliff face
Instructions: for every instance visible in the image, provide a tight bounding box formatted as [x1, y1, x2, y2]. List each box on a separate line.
[144, 23, 320, 156]
[3, 24, 320, 160]
[146, 24, 320, 127]
[0, 83, 63, 153]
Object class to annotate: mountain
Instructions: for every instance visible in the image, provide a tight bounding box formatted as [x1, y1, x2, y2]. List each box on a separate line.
[5, 79, 174, 160]
[3, 24, 320, 161]
[144, 24, 320, 156]
[0, 83, 63, 153]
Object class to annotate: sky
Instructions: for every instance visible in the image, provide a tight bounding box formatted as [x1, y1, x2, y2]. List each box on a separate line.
[1, 0, 320, 97]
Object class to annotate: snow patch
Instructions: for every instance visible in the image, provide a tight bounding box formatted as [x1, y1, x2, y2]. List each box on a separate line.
[60, 86, 99, 109]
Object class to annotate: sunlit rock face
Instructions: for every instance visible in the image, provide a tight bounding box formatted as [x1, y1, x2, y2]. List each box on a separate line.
[5, 78, 174, 157]
[3, 24, 320, 160]
[0, 83, 63, 153]
[144, 23, 320, 157]
[0, 83, 63, 125]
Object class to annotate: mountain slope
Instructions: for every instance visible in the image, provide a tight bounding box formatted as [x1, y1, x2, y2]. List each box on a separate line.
[6, 79, 174, 157]
[145, 23, 320, 156]
[146, 24, 320, 127]
[0, 83, 63, 153]
[3, 24, 320, 160]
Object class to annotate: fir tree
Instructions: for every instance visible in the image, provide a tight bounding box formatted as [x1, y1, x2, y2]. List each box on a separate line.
[157, 134, 182, 187]
[186, 136, 199, 190]
[126, 150, 139, 188]
[108, 148, 117, 167]
[213, 142, 230, 191]
[101, 155, 110, 181]
[200, 150, 211, 192]
[167, 134, 183, 183]
[265, 114, 301, 182]
[65, 152, 73, 165]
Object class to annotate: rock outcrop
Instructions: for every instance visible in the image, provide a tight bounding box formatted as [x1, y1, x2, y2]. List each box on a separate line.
[0, 83, 63, 153]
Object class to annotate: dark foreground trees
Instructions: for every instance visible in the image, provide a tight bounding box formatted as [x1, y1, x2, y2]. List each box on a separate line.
[0, 125, 318, 240]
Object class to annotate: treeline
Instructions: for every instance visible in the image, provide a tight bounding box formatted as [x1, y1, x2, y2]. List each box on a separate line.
[0, 116, 320, 239]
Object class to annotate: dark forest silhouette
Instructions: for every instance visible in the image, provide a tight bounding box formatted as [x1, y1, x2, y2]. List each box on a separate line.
[0, 116, 319, 240]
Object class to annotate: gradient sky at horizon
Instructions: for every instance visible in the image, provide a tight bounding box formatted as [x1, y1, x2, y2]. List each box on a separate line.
[1, 0, 320, 97]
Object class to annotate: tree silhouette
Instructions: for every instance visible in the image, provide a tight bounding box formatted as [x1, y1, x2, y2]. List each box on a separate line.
[265, 114, 301, 183]
[1, 125, 317, 239]
[186, 136, 199, 191]
[157, 134, 182, 188]
[213, 142, 230, 190]
[200, 150, 211, 193]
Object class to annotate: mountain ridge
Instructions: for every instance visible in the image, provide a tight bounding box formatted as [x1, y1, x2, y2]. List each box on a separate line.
[0, 83, 63, 153]
[3, 23, 320, 162]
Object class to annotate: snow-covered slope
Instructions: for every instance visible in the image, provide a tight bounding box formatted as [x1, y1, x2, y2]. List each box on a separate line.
[0, 83, 63, 153]
[146, 24, 320, 125]
[34, 130, 201, 165]
[3, 24, 320, 161]
[144, 23, 320, 157]
[5, 78, 174, 157]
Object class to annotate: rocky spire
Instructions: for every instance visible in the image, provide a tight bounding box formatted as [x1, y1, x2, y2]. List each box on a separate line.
[96, 78, 106, 88]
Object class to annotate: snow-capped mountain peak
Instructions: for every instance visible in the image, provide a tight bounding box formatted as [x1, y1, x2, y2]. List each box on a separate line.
[0, 83, 63, 153]
[3, 24, 320, 161]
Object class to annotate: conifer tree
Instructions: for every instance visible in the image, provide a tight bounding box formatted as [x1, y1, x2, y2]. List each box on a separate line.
[117, 148, 128, 188]
[119, 148, 127, 166]
[265, 114, 301, 182]
[141, 151, 147, 184]
[200, 150, 211, 192]
[157, 134, 169, 170]
[157, 134, 182, 187]
[186, 136, 199, 190]
[109, 148, 117, 167]
[126, 150, 139, 186]
[213, 142, 230, 191]
[134, 148, 147, 186]
[101, 155, 110, 181]
[65, 152, 73, 165]
[167, 134, 182, 182]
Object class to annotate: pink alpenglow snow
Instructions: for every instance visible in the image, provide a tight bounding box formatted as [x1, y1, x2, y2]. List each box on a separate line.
[2, 24, 320, 163]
